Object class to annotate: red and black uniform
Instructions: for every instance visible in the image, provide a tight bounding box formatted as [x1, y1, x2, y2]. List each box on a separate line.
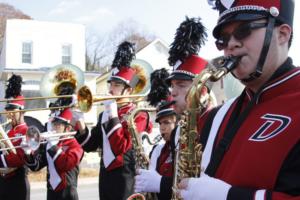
[26, 138, 83, 200]
[149, 141, 174, 200]
[76, 102, 152, 200]
[199, 58, 300, 199]
[0, 123, 30, 200]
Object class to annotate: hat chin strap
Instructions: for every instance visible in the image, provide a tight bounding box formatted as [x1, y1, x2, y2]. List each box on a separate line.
[241, 17, 276, 82]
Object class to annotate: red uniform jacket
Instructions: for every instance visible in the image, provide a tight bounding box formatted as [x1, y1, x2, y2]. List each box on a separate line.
[150, 142, 173, 177]
[199, 58, 300, 200]
[76, 102, 152, 171]
[26, 138, 83, 191]
[0, 123, 28, 177]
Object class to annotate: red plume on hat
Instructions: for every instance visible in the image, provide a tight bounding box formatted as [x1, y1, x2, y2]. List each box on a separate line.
[5, 74, 25, 110]
[208, 0, 295, 38]
[108, 41, 139, 88]
[168, 16, 208, 82]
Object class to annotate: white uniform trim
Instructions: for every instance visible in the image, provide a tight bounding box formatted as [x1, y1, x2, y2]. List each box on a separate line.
[1, 154, 7, 168]
[101, 125, 116, 168]
[149, 144, 164, 170]
[107, 123, 122, 138]
[53, 148, 63, 161]
[81, 130, 91, 147]
[255, 189, 266, 200]
[46, 145, 63, 190]
[174, 126, 180, 150]
[201, 98, 236, 171]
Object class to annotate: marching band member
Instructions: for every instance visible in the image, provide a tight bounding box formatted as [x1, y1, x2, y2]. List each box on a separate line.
[0, 74, 30, 200]
[178, 1, 300, 200]
[167, 16, 211, 115]
[135, 99, 178, 200]
[134, 68, 175, 199]
[161, 17, 212, 200]
[74, 41, 152, 200]
[24, 108, 83, 200]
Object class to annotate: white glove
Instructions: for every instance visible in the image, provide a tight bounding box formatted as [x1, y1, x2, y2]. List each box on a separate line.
[21, 138, 32, 155]
[102, 100, 118, 120]
[71, 108, 84, 125]
[179, 173, 231, 200]
[134, 169, 162, 193]
[46, 131, 59, 148]
[70, 94, 77, 107]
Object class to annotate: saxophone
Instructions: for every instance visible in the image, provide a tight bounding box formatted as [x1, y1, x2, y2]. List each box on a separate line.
[171, 56, 241, 200]
[127, 107, 156, 200]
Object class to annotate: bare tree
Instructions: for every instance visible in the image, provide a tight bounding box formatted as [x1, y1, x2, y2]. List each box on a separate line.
[85, 18, 156, 72]
[0, 3, 32, 52]
[85, 31, 112, 72]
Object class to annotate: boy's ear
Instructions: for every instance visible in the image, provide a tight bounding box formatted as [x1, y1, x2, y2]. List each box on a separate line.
[277, 24, 292, 46]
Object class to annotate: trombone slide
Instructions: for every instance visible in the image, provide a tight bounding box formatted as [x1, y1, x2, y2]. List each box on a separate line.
[0, 120, 16, 154]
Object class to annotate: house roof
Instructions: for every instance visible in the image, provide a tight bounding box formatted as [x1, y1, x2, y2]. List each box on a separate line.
[96, 38, 170, 83]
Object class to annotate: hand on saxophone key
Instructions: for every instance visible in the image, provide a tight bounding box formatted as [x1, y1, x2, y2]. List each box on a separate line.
[134, 169, 162, 193]
[178, 173, 231, 200]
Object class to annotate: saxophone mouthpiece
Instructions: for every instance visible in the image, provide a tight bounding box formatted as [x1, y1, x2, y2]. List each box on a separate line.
[211, 55, 241, 72]
[223, 55, 242, 72]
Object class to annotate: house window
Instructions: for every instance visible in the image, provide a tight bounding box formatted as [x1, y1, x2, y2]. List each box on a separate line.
[22, 42, 32, 64]
[22, 80, 46, 109]
[62, 44, 72, 64]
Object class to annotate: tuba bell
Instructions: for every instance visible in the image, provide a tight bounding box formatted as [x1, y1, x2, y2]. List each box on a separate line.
[39, 64, 85, 98]
[129, 59, 153, 95]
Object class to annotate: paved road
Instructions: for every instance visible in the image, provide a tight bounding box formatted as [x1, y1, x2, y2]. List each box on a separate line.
[31, 178, 98, 200]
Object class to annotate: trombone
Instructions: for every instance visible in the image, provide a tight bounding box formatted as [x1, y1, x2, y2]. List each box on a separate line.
[0, 126, 76, 151]
[0, 85, 146, 114]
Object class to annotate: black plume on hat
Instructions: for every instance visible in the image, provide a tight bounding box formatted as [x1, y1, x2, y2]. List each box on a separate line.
[168, 16, 207, 66]
[207, 0, 224, 10]
[5, 74, 23, 98]
[111, 41, 136, 69]
[54, 83, 75, 107]
[147, 68, 170, 107]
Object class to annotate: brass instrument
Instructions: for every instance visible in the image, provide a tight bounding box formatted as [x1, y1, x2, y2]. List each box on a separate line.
[0, 59, 152, 115]
[0, 126, 76, 151]
[0, 119, 17, 175]
[0, 85, 146, 115]
[127, 107, 156, 200]
[171, 56, 241, 200]
[142, 134, 162, 145]
[39, 64, 85, 97]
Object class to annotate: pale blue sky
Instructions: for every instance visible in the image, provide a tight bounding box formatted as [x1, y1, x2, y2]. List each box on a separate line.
[1, 0, 299, 64]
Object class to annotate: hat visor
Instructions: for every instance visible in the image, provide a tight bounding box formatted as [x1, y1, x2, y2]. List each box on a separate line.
[166, 72, 194, 85]
[5, 104, 22, 111]
[107, 76, 128, 86]
[52, 117, 70, 125]
[155, 110, 177, 122]
[213, 13, 267, 38]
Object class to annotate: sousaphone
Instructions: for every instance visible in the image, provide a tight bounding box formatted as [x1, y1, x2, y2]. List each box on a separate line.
[130, 59, 153, 95]
[39, 64, 85, 100]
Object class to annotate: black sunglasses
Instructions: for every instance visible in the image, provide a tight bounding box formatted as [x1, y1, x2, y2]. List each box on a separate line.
[215, 22, 268, 50]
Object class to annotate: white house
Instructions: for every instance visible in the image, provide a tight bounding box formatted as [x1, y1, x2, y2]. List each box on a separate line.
[0, 19, 100, 125]
[96, 38, 171, 97]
